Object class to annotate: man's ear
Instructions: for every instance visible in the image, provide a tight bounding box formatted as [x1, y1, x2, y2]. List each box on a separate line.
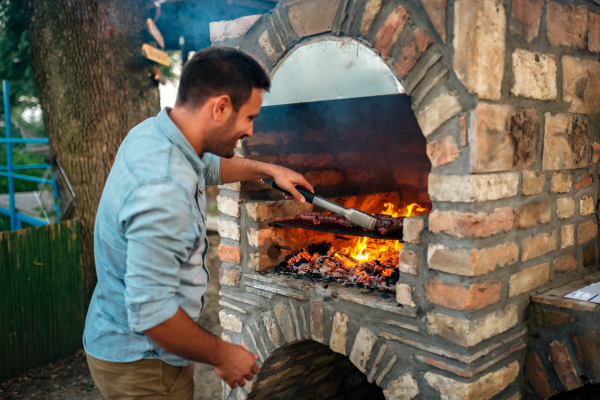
[213, 95, 233, 123]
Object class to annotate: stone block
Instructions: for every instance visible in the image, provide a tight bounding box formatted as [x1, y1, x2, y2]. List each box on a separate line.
[547, 2, 588, 49]
[509, 0, 542, 42]
[426, 135, 461, 167]
[534, 307, 575, 326]
[428, 173, 520, 202]
[593, 142, 600, 165]
[426, 304, 518, 347]
[427, 242, 519, 276]
[330, 312, 349, 355]
[525, 354, 553, 399]
[262, 311, 281, 348]
[304, 170, 344, 187]
[453, 0, 506, 100]
[219, 267, 241, 287]
[383, 373, 420, 400]
[561, 224, 575, 249]
[577, 220, 598, 245]
[522, 171, 546, 195]
[218, 219, 241, 241]
[373, 5, 409, 58]
[416, 90, 462, 137]
[310, 302, 325, 343]
[424, 280, 501, 310]
[571, 331, 600, 384]
[210, 15, 262, 43]
[511, 49, 557, 100]
[217, 196, 243, 218]
[549, 341, 583, 391]
[581, 195, 595, 216]
[219, 310, 243, 334]
[574, 171, 592, 190]
[563, 56, 600, 114]
[425, 361, 519, 400]
[283, 0, 341, 38]
[557, 197, 575, 220]
[421, 0, 447, 43]
[218, 244, 242, 264]
[349, 327, 378, 373]
[508, 263, 549, 297]
[274, 302, 296, 343]
[590, 12, 600, 52]
[393, 28, 434, 79]
[514, 200, 550, 228]
[246, 200, 312, 222]
[398, 248, 418, 275]
[403, 218, 425, 244]
[247, 252, 259, 271]
[584, 246, 596, 267]
[396, 283, 416, 307]
[459, 114, 467, 146]
[550, 173, 572, 194]
[544, 113, 589, 170]
[258, 30, 280, 63]
[247, 229, 258, 247]
[551, 252, 578, 280]
[429, 208, 514, 238]
[522, 231, 557, 262]
[360, 0, 383, 37]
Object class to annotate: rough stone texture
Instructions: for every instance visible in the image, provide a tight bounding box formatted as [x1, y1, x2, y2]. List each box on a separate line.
[557, 197, 575, 220]
[421, 0, 447, 43]
[584, 245, 596, 267]
[574, 171, 592, 190]
[468, 103, 538, 172]
[304, 170, 344, 187]
[403, 218, 425, 244]
[534, 307, 575, 326]
[453, 0, 506, 100]
[508, 263, 549, 297]
[330, 312, 349, 355]
[525, 354, 553, 399]
[571, 331, 600, 384]
[311, 302, 324, 343]
[256, 365, 306, 391]
[393, 28, 434, 79]
[218, 244, 242, 264]
[219, 310, 243, 334]
[581, 195, 595, 216]
[522, 232, 557, 262]
[427, 242, 519, 276]
[218, 219, 241, 241]
[514, 200, 550, 228]
[459, 114, 467, 146]
[590, 12, 600, 52]
[398, 249, 418, 275]
[396, 283, 416, 307]
[563, 56, 600, 114]
[577, 220, 598, 245]
[547, 2, 588, 49]
[424, 280, 502, 310]
[509, 0, 542, 42]
[592, 142, 600, 165]
[426, 304, 518, 347]
[425, 361, 519, 400]
[217, 195, 243, 218]
[246, 200, 313, 222]
[283, 0, 341, 38]
[373, 5, 409, 58]
[510, 49, 557, 100]
[551, 252, 578, 280]
[548, 341, 583, 390]
[258, 30, 279, 63]
[561, 224, 575, 249]
[274, 302, 296, 343]
[349, 327, 378, 373]
[544, 113, 589, 170]
[426, 135, 461, 167]
[360, 0, 383, 37]
[522, 171, 546, 195]
[262, 311, 281, 347]
[551, 172, 573, 193]
[428, 173, 519, 202]
[219, 267, 241, 287]
[383, 373, 420, 400]
[247, 229, 258, 247]
[416, 90, 462, 137]
[429, 208, 514, 238]
[210, 15, 262, 43]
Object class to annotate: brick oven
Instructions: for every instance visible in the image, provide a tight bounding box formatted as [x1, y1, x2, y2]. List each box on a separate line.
[211, 1, 600, 399]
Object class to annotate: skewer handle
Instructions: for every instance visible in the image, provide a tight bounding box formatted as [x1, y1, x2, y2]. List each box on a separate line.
[261, 178, 316, 203]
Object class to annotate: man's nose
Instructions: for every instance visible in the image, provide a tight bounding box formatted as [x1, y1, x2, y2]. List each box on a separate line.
[246, 121, 254, 137]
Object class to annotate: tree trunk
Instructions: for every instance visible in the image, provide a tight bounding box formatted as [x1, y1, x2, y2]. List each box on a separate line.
[23, 0, 161, 302]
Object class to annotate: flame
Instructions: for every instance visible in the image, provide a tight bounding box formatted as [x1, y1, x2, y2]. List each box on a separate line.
[381, 202, 427, 218]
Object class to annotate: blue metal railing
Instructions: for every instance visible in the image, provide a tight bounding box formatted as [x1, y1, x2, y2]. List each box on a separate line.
[1, 80, 57, 230]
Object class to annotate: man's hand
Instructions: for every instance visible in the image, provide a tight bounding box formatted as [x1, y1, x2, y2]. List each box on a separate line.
[214, 343, 260, 389]
[270, 164, 314, 203]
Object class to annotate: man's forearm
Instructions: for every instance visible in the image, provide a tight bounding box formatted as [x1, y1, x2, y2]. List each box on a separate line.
[220, 156, 276, 184]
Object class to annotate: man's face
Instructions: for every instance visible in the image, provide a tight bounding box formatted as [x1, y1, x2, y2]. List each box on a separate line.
[207, 88, 262, 158]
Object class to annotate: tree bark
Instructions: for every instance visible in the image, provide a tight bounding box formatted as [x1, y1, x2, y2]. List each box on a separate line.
[23, 0, 161, 302]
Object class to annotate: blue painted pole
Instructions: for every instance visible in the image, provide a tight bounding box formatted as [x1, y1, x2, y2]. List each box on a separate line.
[52, 174, 60, 220]
[3, 80, 16, 230]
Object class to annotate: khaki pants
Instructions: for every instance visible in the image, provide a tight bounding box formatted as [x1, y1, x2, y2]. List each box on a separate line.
[86, 353, 194, 400]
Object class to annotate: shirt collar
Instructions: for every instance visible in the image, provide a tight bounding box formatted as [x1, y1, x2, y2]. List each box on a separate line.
[156, 108, 205, 174]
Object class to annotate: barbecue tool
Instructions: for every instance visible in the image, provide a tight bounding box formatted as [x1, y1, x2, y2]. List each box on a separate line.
[261, 178, 377, 231]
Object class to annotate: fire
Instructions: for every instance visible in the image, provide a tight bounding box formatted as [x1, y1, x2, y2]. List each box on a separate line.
[381, 202, 427, 218]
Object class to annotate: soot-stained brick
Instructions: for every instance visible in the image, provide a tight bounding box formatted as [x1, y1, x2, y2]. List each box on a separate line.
[568, 115, 589, 166]
[509, 108, 538, 169]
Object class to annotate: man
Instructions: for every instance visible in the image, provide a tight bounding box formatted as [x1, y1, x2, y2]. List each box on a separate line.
[83, 47, 314, 399]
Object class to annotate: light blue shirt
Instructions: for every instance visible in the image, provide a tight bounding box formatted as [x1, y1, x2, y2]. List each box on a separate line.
[83, 108, 221, 366]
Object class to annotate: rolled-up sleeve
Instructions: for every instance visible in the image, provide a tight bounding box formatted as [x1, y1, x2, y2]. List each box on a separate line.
[202, 153, 221, 186]
[119, 181, 196, 333]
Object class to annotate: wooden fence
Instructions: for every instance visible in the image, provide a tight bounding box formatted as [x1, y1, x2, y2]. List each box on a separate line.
[0, 220, 83, 382]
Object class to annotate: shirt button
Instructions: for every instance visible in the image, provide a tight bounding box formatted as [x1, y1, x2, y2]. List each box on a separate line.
[200, 187, 204, 192]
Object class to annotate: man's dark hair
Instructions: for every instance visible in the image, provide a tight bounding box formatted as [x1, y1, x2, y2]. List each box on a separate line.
[176, 47, 271, 112]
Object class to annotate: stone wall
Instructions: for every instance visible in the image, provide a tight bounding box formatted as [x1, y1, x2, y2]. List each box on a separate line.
[212, 1, 600, 399]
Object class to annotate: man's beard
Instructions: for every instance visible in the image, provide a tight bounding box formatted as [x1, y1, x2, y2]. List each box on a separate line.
[206, 114, 241, 158]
